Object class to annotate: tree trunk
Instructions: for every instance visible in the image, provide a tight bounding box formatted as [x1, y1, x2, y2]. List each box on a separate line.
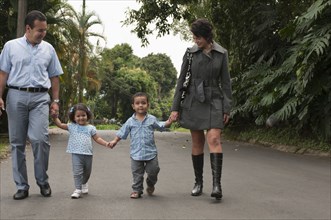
[17, 0, 27, 37]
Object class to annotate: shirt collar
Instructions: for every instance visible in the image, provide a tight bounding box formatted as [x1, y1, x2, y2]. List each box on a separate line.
[190, 41, 226, 54]
[132, 113, 149, 121]
[23, 34, 41, 47]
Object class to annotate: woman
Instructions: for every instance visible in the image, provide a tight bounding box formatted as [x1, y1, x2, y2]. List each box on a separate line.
[170, 18, 232, 200]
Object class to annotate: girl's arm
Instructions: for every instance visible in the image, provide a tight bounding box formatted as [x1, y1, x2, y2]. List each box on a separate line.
[53, 117, 68, 130]
[92, 134, 110, 147]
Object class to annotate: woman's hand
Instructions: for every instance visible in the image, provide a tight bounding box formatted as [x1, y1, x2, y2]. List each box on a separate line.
[170, 111, 180, 122]
[223, 113, 230, 124]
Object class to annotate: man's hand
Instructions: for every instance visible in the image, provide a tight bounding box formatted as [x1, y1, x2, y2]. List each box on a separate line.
[0, 98, 5, 117]
[50, 102, 59, 118]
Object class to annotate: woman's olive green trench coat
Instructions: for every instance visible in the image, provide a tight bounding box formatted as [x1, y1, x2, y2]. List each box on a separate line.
[171, 42, 232, 130]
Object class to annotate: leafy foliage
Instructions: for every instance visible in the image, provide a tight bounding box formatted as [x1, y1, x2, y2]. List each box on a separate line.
[125, 0, 330, 142]
[98, 43, 175, 122]
[140, 53, 177, 119]
[232, 0, 331, 141]
[2, 0, 329, 144]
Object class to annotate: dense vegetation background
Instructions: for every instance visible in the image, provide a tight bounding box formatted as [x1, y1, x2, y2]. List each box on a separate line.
[0, 0, 330, 151]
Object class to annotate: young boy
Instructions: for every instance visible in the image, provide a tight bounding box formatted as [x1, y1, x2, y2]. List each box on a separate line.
[109, 92, 173, 198]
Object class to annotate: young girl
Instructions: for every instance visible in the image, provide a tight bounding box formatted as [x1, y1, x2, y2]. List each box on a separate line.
[53, 103, 110, 199]
[109, 92, 173, 199]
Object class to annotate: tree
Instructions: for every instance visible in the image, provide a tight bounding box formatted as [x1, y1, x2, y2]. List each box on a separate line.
[61, 0, 105, 103]
[0, 0, 12, 50]
[115, 67, 157, 121]
[140, 53, 177, 119]
[0, 0, 71, 131]
[125, 0, 330, 142]
[99, 44, 138, 119]
[16, 0, 27, 37]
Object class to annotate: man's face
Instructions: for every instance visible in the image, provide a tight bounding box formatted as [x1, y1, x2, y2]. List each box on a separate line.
[26, 20, 47, 45]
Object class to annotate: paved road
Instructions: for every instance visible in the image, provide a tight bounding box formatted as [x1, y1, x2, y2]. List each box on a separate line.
[1, 130, 330, 220]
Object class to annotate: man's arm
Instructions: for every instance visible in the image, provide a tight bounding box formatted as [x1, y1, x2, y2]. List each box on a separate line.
[50, 76, 60, 101]
[0, 71, 8, 115]
[50, 76, 60, 117]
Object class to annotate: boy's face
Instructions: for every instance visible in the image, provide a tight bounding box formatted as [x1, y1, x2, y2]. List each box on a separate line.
[132, 96, 149, 114]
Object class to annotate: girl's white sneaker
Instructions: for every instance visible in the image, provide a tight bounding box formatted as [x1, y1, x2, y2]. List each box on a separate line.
[71, 189, 82, 199]
[82, 184, 88, 194]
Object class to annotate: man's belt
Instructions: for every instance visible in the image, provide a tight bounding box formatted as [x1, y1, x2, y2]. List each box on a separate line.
[8, 86, 48, 93]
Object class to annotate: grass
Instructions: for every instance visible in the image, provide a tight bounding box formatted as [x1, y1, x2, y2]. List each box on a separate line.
[0, 135, 9, 160]
[95, 124, 120, 130]
[224, 126, 331, 154]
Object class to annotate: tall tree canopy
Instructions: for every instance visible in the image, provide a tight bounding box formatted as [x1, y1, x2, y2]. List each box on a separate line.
[125, 0, 331, 142]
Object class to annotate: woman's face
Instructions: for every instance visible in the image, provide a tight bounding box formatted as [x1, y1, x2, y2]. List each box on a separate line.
[193, 34, 209, 49]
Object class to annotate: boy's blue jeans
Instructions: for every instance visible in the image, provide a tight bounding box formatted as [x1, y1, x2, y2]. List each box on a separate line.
[131, 156, 160, 193]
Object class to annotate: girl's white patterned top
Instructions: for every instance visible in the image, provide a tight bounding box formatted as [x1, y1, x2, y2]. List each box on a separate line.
[67, 123, 97, 155]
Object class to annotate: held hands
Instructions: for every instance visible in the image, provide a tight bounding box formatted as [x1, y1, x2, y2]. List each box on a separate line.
[50, 102, 59, 118]
[107, 140, 118, 149]
[169, 111, 179, 122]
[105, 142, 112, 148]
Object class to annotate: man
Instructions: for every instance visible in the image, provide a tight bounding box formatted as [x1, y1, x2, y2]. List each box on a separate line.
[0, 10, 63, 200]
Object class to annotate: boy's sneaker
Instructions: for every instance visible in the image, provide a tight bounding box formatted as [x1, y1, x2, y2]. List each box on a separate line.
[71, 189, 82, 199]
[82, 183, 88, 194]
[146, 185, 155, 195]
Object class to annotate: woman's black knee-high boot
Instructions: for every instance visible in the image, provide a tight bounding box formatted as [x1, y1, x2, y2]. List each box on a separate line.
[210, 153, 223, 199]
[191, 154, 204, 196]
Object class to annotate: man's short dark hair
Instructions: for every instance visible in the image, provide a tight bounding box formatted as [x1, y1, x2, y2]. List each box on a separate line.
[25, 10, 47, 29]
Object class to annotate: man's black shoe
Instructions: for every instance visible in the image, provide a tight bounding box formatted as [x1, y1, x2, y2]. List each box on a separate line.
[38, 183, 52, 197]
[13, 190, 29, 200]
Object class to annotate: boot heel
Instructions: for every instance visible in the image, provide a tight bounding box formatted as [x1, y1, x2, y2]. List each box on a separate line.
[191, 182, 203, 196]
[211, 186, 222, 199]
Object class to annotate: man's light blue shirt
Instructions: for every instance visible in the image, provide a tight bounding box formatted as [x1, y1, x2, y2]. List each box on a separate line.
[116, 113, 167, 161]
[0, 35, 63, 88]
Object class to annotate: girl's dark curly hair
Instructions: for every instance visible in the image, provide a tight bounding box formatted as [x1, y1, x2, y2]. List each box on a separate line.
[190, 18, 214, 43]
[68, 103, 93, 123]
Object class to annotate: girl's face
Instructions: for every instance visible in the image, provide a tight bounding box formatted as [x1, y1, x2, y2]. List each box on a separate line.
[132, 96, 149, 115]
[74, 110, 88, 125]
[193, 34, 209, 50]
